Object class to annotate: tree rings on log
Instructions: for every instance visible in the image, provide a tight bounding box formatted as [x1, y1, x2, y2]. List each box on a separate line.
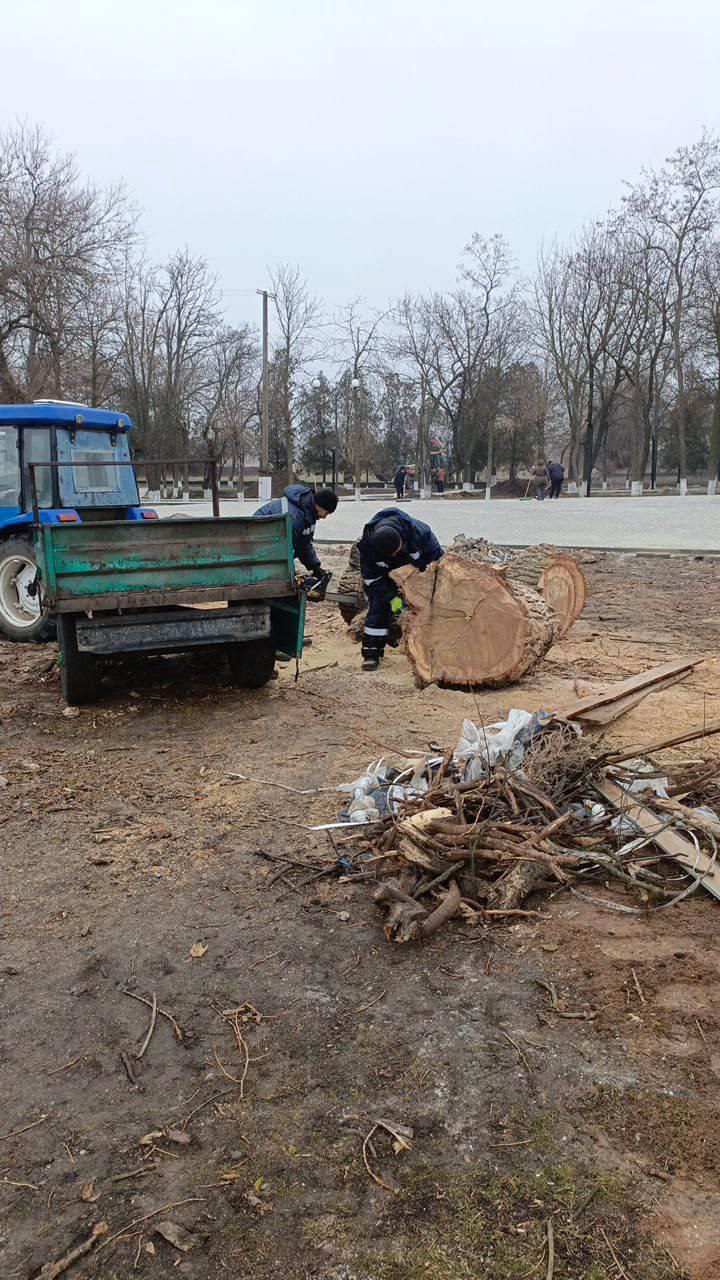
[402, 553, 558, 688]
[537, 556, 587, 638]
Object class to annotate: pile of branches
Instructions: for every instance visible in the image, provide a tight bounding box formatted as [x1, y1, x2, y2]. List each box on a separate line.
[340, 723, 720, 944]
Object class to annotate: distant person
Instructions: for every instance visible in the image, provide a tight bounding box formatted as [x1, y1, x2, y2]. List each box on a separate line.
[436, 465, 446, 494]
[393, 464, 407, 500]
[532, 461, 549, 500]
[547, 459, 564, 499]
[254, 484, 337, 576]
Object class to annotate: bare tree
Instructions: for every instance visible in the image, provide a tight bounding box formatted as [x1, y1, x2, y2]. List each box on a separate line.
[534, 243, 588, 487]
[332, 298, 387, 491]
[693, 239, 720, 492]
[198, 324, 260, 487]
[624, 131, 720, 489]
[0, 121, 137, 401]
[611, 216, 673, 490]
[269, 263, 321, 482]
[395, 235, 516, 488]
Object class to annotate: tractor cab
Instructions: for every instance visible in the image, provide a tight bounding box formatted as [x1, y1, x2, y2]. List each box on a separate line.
[0, 401, 144, 525]
[0, 401, 153, 641]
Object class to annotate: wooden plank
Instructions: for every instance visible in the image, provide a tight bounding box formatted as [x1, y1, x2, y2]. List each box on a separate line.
[575, 669, 692, 725]
[560, 659, 701, 721]
[594, 777, 720, 902]
[52, 581, 295, 614]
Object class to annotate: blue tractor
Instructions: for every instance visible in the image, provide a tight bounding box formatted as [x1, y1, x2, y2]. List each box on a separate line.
[0, 400, 156, 642]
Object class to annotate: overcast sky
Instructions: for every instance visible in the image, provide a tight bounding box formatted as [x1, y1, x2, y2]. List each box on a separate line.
[3, 0, 719, 332]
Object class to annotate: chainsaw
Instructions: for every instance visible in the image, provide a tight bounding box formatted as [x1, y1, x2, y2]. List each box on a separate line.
[301, 569, 333, 602]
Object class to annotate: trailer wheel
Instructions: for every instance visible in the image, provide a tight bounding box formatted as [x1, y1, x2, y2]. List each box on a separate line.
[57, 614, 98, 706]
[226, 638, 276, 688]
[0, 535, 55, 643]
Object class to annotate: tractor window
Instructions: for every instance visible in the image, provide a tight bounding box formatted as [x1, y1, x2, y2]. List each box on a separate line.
[70, 448, 119, 493]
[0, 428, 20, 508]
[56, 428, 139, 508]
[22, 428, 53, 508]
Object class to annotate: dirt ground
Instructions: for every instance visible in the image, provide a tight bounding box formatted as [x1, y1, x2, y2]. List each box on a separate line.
[2, 548, 720, 1280]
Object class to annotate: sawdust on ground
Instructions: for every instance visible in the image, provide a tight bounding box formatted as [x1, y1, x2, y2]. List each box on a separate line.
[0, 549, 719, 1278]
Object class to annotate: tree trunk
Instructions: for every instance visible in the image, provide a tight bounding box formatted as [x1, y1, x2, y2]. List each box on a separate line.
[672, 271, 688, 489]
[504, 548, 587, 638]
[582, 358, 594, 494]
[708, 387, 720, 495]
[401, 553, 558, 688]
[535, 413, 546, 467]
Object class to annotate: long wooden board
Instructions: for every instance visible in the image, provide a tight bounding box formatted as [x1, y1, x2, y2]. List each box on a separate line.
[574, 668, 693, 725]
[560, 659, 701, 721]
[594, 777, 720, 902]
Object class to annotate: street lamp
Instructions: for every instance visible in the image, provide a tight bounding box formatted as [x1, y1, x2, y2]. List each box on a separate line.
[312, 377, 326, 483]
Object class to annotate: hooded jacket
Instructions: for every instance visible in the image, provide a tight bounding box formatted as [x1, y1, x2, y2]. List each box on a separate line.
[255, 484, 322, 572]
[357, 507, 443, 587]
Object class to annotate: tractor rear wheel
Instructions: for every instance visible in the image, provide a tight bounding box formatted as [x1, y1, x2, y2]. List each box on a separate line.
[0, 535, 55, 643]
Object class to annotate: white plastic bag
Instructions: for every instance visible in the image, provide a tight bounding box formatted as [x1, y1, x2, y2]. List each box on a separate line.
[337, 758, 388, 799]
[454, 710, 534, 781]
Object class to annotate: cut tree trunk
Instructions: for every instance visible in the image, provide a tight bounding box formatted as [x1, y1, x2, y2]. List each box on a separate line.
[452, 538, 587, 640]
[337, 543, 364, 624]
[402, 553, 558, 688]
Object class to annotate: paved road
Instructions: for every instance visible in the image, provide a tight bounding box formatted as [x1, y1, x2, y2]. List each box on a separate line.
[156, 493, 720, 552]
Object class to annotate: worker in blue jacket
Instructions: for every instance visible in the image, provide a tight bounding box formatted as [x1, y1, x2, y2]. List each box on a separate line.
[358, 508, 443, 670]
[255, 484, 338, 575]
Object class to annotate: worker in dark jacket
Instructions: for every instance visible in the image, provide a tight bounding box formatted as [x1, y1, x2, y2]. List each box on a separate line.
[393, 464, 408, 500]
[255, 484, 337, 574]
[546, 460, 564, 499]
[358, 508, 443, 670]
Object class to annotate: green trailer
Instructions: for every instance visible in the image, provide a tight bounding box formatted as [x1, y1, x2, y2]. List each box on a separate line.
[34, 514, 305, 705]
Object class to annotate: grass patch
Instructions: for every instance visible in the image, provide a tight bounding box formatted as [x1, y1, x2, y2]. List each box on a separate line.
[350, 1158, 683, 1279]
[590, 1085, 720, 1174]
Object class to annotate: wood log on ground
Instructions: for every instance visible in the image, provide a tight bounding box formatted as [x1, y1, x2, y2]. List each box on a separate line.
[402, 553, 558, 688]
[338, 538, 587, 642]
[337, 543, 365, 624]
[453, 539, 587, 639]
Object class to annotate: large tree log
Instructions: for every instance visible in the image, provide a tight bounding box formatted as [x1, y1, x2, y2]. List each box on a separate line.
[452, 539, 587, 639]
[506, 548, 587, 638]
[402, 553, 558, 688]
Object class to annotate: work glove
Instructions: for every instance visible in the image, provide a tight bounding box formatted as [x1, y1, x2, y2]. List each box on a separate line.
[389, 595, 403, 616]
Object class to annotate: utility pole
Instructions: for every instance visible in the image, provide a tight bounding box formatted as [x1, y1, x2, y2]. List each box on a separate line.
[257, 288, 271, 501]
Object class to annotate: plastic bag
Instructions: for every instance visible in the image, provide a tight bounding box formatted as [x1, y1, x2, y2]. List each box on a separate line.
[337, 759, 388, 798]
[455, 710, 534, 781]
